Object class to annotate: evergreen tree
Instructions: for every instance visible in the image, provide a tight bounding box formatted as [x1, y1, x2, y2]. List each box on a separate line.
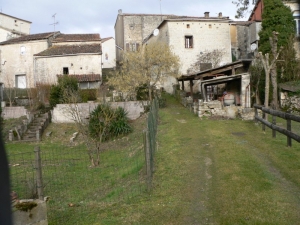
[258, 0, 296, 54]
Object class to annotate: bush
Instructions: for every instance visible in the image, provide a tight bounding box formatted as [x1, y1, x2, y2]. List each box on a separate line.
[49, 76, 79, 108]
[80, 89, 97, 102]
[89, 104, 132, 141]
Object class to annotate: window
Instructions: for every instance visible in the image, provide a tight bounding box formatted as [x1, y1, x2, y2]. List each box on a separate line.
[126, 43, 140, 52]
[187, 24, 190, 28]
[15, 75, 26, 88]
[185, 36, 193, 48]
[295, 19, 300, 36]
[63, 67, 69, 75]
[20, 46, 25, 55]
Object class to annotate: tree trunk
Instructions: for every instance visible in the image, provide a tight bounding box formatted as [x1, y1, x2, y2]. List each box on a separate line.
[271, 67, 278, 109]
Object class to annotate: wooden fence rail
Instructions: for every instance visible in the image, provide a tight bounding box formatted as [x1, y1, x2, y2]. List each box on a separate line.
[254, 104, 300, 147]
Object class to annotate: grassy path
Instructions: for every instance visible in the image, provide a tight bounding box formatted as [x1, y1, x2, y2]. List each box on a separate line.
[136, 96, 300, 224]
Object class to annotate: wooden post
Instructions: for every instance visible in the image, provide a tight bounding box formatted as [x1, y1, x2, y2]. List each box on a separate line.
[189, 80, 193, 102]
[262, 111, 266, 132]
[255, 107, 258, 122]
[181, 80, 184, 91]
[287, 118, 292, 147]
[34, 146, 44, 200]
[272, 115, 276, 138]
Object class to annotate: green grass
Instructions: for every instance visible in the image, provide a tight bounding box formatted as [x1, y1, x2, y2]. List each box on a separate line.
[5, 95, 300, 224]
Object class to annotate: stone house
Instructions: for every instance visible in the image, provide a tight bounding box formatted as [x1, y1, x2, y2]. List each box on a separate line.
[0, 32, 58, 88]
[144, 12, 232, 93]
[34, 33, 102, 89]
[0, 12, 31, 42]
[0, 32, 102, 89]
[114, 9, 177, 63]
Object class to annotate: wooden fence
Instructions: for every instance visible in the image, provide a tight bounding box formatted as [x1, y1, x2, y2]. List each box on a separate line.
[254, 104, 300, 147]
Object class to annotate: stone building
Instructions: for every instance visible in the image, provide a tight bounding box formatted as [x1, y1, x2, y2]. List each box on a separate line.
[144, 12, 232, 93]
[0, 32, 102, 89]
[114, 9, 176, 63]
[0, 32, 58, 88]
[0, 12, 31, 42]
[34, 33, 102, 88]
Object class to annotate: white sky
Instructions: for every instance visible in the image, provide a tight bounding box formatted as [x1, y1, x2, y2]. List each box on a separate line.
[0, 0, 253, 38]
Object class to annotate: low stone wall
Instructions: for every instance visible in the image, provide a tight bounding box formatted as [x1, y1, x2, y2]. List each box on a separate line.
[12, 199, 48, 225]
[2, 106, 28, 119]
[193, 99, 255, 120]
[52, 101, 145, 123]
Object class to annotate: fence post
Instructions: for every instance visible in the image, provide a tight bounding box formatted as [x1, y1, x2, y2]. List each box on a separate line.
[272, 106, 276, 138]
[287, 118, 292, 147]
[143, 130, 151, 190]
[262, 111, 266, 132]
[34, 146, 44, 200]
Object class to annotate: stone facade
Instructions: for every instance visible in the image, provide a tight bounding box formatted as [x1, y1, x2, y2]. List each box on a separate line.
[0, 12, 31, 42]
[101, 37, 116, 69]
[114, 10, 173, 62]
[34, 54, 102, 84]
[146, 15, 232, 75]
[0, 38, 50, 88]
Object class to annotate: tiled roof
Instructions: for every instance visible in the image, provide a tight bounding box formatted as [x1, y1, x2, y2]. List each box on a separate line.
[57, 74, 101, 82]
[101, 37, 113, 43]
[34, 44, 101, 56]
[0, 32, 59, 45]
[53, 33, 101, 42]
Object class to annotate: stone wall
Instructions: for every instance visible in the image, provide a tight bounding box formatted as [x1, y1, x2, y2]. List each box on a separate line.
[2, 106, 28, 119]
[52, 101, 145, 123]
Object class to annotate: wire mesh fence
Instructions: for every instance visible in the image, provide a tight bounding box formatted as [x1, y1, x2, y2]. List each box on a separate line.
[143, 98, 159, 190]
[8, 139, 146, 224]
[7, 98, 160, 224]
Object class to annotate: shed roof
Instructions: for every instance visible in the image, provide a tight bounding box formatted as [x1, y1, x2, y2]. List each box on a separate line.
[34, 44, 101, 56]
[279, 81, 300, 92]
[57, 74, 101, 82]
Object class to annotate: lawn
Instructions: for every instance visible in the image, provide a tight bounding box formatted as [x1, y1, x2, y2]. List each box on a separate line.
[5, 95, 300, 224]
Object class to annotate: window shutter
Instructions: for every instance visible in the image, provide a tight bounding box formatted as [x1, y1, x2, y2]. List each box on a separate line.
[136, 43, 140, 51]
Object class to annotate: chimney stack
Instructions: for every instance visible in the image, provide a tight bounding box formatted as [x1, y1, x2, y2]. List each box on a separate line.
[218, 12, 222, 18]
[118, 9, 122, 15]
[204, 12, 210, 18]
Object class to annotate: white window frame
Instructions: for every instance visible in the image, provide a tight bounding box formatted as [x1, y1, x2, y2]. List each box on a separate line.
[15, 74, 26, 89]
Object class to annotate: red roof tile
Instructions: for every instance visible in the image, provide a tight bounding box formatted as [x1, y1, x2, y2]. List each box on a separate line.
[0, 32, 59, 45]
[53, 33, 101, 42]
[34, 44, 101, 56]
[57, 74, 101, 82]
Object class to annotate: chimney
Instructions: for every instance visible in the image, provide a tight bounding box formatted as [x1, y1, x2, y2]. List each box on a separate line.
[218, 12, 222, 18]
[204, 12, 210, 18]
[118, 9, 122, 15]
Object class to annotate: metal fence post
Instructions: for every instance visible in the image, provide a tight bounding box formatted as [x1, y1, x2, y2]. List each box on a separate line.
[34, 146, 44, 200]
[143, 130, 151, 190]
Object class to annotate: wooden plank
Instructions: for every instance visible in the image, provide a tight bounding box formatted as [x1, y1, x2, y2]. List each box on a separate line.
[255, 116, 300, 143]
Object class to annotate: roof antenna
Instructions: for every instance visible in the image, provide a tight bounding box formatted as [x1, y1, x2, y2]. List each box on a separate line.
[50, 13, 59, 33]
[160, 0, 162, 21]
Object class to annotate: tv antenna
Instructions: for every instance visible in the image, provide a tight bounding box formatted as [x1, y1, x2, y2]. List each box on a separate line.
[50, 13, 59, 32]
[160, 0, 162, 21]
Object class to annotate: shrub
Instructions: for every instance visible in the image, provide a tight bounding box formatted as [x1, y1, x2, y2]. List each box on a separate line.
[80, 89, 97, 102]
[89, 104, 132, 141]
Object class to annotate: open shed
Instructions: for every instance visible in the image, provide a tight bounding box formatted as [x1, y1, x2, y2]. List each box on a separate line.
[178, 60, 252, 108]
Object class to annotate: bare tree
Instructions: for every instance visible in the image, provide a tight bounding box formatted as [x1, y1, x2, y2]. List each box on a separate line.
[62, 88, 116, 167]
[187, 49, 225, 74]
[3, 73, 16, 107]
[108, 42, 180, 101]
[257, 32, 282, 109]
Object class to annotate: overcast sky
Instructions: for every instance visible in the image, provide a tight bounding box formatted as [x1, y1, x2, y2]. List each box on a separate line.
[0, 0, 252, 39]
